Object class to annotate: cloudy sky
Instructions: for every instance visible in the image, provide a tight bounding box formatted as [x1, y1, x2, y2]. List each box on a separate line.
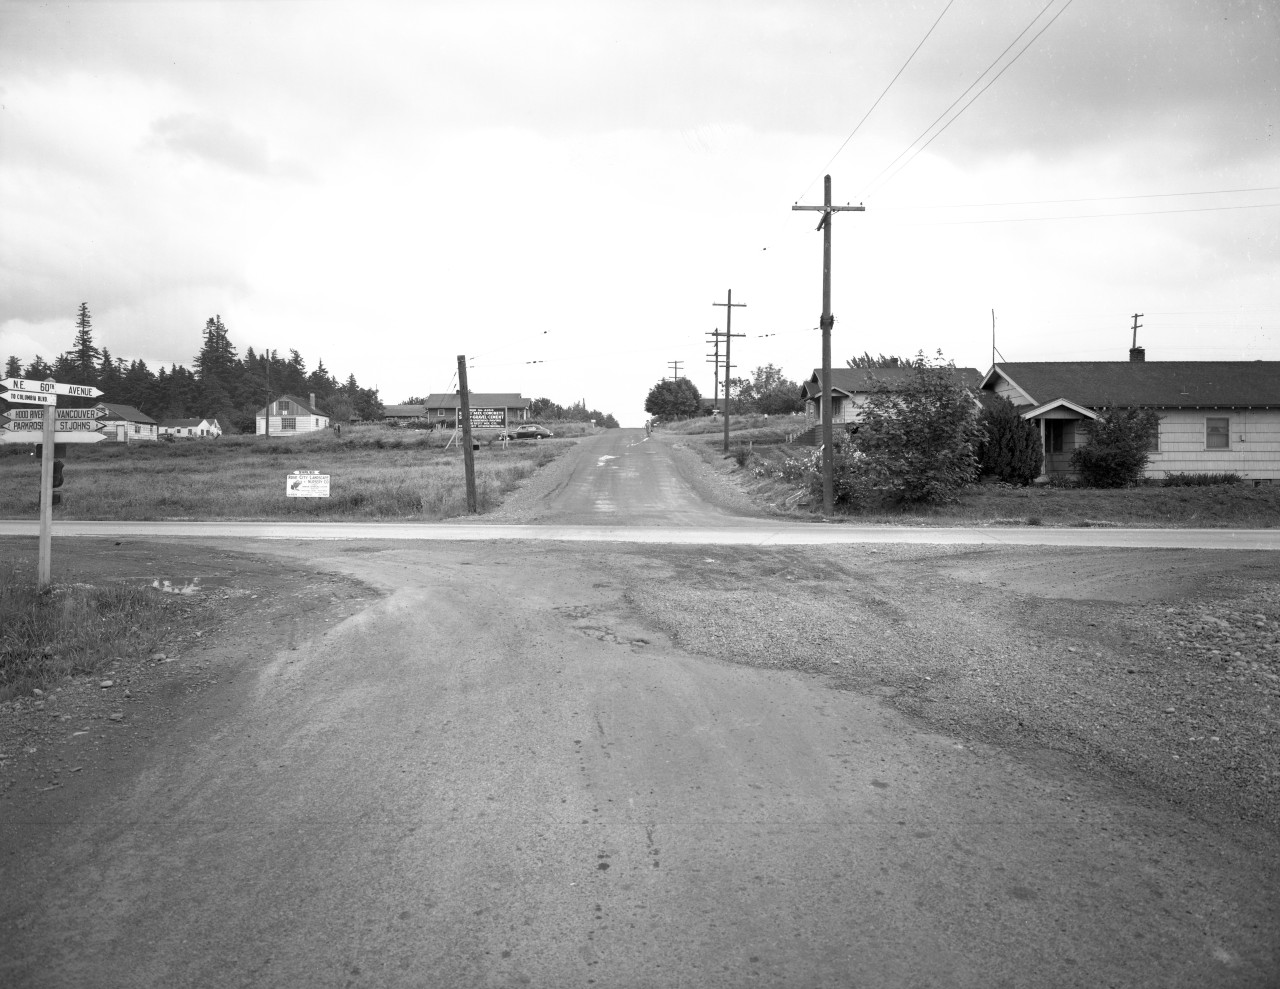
[1, 0, 1276, 425]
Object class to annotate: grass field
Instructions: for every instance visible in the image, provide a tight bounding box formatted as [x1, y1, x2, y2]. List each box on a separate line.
[0, 424, 575, 521]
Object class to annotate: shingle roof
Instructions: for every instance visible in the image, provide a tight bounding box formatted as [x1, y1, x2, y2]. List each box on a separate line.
[95, 402, 156, 424]
[383, 405, 426, 418]
[423, 393, 531, 409]
[801, 366, 982, 400]
[255, 394, 325, 416]
[985, 362, 1280, 409]
[159, 418, 203, 429]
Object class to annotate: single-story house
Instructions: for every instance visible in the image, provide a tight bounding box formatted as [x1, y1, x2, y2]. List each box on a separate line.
[980, 351, 1280, 481]
[383, 404, 427, 425]
[94, 402, 159, 443]
[799, 366, 983, 431]
[255, 393, 330, 436]
[159, 417, 222, 439]
[422, 392, 532, 429]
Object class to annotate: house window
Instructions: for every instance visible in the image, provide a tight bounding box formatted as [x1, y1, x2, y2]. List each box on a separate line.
[133, 424, 141, 434]
[1206, 417, 1230, 449]
[1046, 420, 1064, 454]
[1148, 426, 1160, 453]
[281, 417, 297, 431]
[275, 401, 289, 415]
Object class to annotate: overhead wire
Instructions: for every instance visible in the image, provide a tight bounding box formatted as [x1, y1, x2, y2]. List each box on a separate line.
[861, 0, 1075, 200]
[796, 0, 958, 203]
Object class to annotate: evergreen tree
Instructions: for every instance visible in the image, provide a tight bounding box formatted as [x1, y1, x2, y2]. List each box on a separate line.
[25, 356, 52, 379]
[97, 350, 124, 402]
[4, 355, 22, 378]
[70, 302, 100, 387]
[977, 394, 1042, 485]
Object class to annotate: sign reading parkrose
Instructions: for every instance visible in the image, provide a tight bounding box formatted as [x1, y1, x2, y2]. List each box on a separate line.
[286, 470, 331, 498]
[469, 407, 507, 429]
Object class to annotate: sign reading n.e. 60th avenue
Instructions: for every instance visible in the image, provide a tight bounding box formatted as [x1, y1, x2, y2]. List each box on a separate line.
[0, 377, 103, 400]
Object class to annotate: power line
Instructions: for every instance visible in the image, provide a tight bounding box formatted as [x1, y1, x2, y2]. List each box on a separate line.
[862, 0, 1074, 199]
[898, 201, 1280, 224]
[799, 0, 958, 202]
[875, 185, 1280, 211]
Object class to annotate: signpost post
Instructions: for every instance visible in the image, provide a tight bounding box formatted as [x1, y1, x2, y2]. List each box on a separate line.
[0, 377, 104, 588]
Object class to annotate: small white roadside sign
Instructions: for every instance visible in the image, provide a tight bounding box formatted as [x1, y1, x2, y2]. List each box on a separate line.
[286, 470, 330, 498]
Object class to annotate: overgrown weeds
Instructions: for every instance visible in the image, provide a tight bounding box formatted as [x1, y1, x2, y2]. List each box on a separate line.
[0, 562, 175, 700]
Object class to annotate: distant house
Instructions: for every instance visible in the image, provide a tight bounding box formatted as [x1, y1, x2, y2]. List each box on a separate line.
[980, 352, 1280, 481]
[254, 393, 330, 436]
[799, 366, 983, 432]
[159, 417, 222, 439]
[422, 392, 532, 429]
[94, 402, 158, 443]
[383, 404, 427, 425]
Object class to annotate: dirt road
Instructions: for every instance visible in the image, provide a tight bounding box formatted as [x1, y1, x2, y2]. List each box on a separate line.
[2, 431, 1278, 988]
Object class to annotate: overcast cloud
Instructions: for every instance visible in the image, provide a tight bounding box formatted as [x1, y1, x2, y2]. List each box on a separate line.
[1, 0, 1276, 423]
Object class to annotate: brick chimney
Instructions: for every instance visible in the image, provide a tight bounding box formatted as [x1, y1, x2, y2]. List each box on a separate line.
[1129, 347, 1145, 362]
[310, 392, 316, 409]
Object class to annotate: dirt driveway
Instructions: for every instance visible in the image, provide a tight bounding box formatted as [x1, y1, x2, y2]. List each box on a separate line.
[1, 433, 1278, 988]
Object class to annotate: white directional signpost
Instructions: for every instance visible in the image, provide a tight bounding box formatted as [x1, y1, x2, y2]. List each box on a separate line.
[0, 377, 104, 588]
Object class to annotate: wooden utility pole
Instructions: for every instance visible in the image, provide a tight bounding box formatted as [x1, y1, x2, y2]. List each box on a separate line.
[457, 354, 478, 514]
[793, 175, 864, 515]
[712, 290, 745, 453]
[37, 404, 55, 589]
[667, 360, 683, 380]
[705, 330, 721, 412]
[1131, 313, 1143, 348]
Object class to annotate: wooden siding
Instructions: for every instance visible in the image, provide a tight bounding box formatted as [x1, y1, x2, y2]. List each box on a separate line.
[1146, 409, 1280, 480]
[255, 415, 329, 435]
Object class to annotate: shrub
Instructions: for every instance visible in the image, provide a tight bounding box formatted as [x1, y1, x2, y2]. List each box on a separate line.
[1161, 472, 1243, 487]
[1070, 408, 1161, 487]
[841, 354, 984, 506]
[977, 394, 1042, 485]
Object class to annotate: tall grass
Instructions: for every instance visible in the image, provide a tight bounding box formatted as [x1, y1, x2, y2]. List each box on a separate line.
[0, 427, 564, 521]
[0, 561, 175, 700]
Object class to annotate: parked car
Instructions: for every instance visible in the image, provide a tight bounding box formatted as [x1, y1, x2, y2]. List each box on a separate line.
[500, 424, 554, 440]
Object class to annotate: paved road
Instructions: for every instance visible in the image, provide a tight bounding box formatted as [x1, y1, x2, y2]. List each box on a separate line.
[2, 432, 1278, 987]
[2, 517, 1278, 548]
[1, 429, 1276, 548]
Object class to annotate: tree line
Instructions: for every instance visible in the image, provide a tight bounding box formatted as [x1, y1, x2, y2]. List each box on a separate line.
[2, 304, 383, 432]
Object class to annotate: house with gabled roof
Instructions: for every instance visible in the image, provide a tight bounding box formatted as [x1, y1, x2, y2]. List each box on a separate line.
[980, 350, 1280, 480]
[422, 392, 531, 429]
[254, 393, 330, 436]
[799, 366, 983, 437]
[159, 417, 222, 439]
[94, 402, 159, 443]
[383, 404, 427, 425]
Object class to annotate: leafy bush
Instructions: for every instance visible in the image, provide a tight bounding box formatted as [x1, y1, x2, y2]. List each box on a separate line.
[977, 394, 1042, 485]
[1070, 408, 1160, 487]
[836, 354, 985, 506]
[1161, 472, 1243, 487]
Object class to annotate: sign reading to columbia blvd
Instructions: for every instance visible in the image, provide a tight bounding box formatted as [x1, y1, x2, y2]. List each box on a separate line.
[286, 470, 331, 498]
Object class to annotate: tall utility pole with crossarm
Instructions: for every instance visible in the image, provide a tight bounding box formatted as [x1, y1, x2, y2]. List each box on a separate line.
[793, 175, 865, 515]
[712, 290, 746, 454]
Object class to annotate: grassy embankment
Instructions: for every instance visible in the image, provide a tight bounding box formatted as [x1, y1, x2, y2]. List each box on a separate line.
[0, 561, 179, 700]
[664, 414, 1280, 528]
[0, 423, 582, 521]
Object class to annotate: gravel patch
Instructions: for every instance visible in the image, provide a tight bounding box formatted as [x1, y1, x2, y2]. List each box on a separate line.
[611, 542, 1280, 831]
